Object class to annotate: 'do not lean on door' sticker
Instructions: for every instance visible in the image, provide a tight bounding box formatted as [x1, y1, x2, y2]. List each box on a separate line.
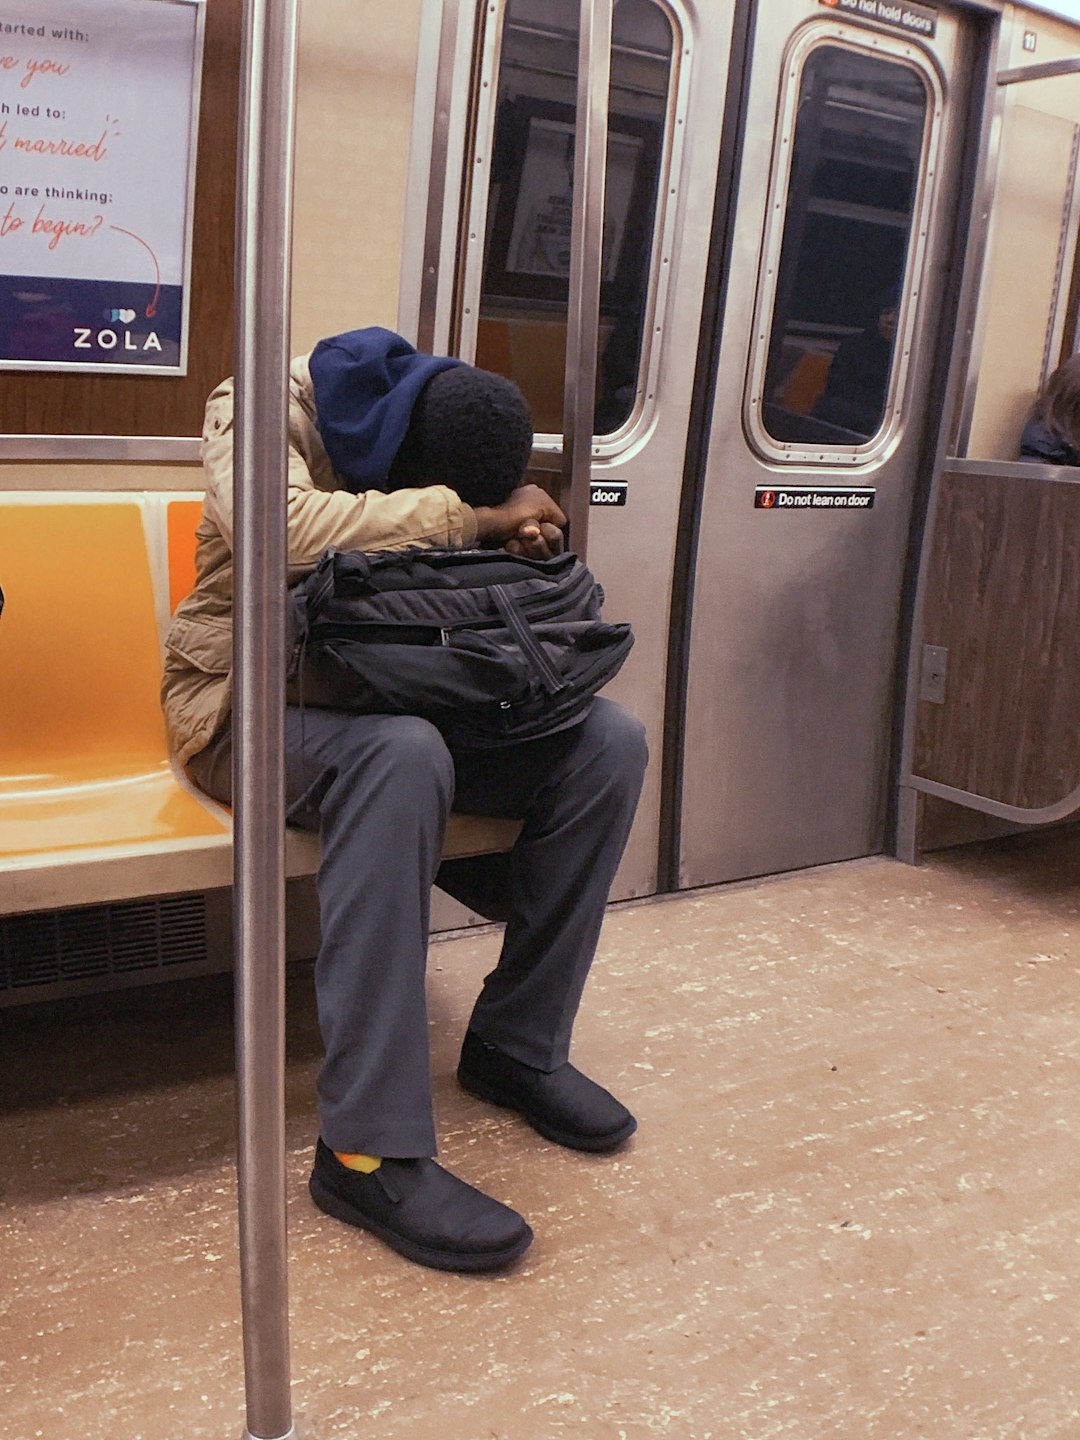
[755, 486, 876, 510]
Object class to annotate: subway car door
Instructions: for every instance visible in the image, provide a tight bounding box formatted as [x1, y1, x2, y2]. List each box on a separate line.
[401, 0, 737, 901]
[674, 0, 983, 888]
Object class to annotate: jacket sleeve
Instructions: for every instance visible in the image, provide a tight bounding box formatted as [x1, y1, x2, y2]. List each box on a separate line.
[199, 375, 479, 569]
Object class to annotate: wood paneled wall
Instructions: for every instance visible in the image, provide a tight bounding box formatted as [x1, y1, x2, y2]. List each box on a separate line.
[914, 468, 1080, 813]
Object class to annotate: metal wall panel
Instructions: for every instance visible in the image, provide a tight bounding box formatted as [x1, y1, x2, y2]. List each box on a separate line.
[678, 2, 980, 888]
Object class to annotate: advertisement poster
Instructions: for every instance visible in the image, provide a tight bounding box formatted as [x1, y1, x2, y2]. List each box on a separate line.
[0, 0, 204, 373]
[505, 115, 643, 284]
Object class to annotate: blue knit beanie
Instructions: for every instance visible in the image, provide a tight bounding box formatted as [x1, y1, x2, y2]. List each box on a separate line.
[309, 327, 533, 506]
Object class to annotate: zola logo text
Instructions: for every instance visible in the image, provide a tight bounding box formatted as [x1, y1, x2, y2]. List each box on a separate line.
[73, 326, 162, 352]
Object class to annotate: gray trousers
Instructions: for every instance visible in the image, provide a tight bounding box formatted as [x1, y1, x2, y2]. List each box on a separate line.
[188, 698, 647, 1157]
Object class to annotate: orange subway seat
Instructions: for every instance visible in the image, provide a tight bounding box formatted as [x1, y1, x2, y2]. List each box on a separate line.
[0, 502, 227, 861]
[167, 498, 204, 611]
[475, 317, 514, 379]
[780, 349, 833, 416]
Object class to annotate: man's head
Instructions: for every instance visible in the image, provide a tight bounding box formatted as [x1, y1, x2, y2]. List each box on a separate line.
[877, 305, 899, 344]
[1037, 352, 1080, 450]
[387, 366, 534, 509]
[875, 282, 901, 344]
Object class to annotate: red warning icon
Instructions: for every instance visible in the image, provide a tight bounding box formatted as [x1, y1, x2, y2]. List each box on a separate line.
[760, 489, 777, 509]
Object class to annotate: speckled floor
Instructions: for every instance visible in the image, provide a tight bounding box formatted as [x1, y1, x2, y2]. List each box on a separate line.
[2, 831, 1079, 1440]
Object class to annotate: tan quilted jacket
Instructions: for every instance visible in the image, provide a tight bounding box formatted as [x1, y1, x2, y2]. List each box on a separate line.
[161, 354, 478, 764]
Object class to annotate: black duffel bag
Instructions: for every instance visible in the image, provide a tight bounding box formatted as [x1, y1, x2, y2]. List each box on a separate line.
[287, 546, 634, 749]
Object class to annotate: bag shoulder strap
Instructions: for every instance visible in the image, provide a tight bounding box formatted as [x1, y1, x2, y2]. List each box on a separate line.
[490, 584, 568, 696]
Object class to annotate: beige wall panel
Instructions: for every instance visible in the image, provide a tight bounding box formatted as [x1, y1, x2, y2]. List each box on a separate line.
[0, 464, 201, 493]
[1006, 7, 1080, 114]
[968, 106, 1076, 459]
[290, 0, 424, 351]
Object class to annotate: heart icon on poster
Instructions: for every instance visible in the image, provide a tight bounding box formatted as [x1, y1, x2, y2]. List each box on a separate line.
[119, 309, 136, 323]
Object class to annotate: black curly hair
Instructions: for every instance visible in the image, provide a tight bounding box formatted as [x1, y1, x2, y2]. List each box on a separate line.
[387, 366, 534, 508]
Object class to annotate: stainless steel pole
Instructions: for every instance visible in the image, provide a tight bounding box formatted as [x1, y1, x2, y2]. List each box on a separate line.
[234, 0, 299, 1436]
[561, 0, 613, 562]
[415, 0, 467, 356]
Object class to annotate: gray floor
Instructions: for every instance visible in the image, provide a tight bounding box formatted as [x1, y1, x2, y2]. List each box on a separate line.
[2, 831, 1079, 1439]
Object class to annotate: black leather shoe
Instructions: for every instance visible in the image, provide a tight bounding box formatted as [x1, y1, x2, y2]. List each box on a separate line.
[308, 1139, 533, 1273]
[458, 1031, 637, 1152]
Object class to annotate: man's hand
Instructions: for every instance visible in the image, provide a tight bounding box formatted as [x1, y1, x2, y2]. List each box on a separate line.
[473, 484, 567, 558]
[505, 521, 565, 560]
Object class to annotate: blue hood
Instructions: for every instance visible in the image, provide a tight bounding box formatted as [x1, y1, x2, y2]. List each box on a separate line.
[308, 327, 462, 493]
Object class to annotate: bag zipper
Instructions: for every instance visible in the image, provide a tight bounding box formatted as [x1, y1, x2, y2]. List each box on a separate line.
[307, 568, 595, 646]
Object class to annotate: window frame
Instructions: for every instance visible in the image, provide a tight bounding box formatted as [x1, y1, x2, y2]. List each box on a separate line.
[458, 0, 690, 456]
[744, 20, 945, 470]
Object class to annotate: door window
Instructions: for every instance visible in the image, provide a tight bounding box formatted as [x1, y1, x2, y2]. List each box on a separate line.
[474, 0, 675, 438]
[748, 33, 941, 461]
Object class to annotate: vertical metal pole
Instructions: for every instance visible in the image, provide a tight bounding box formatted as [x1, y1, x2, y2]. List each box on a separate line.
[234, 0, 299, 1437]
[415, 0, 467, 356]
[561, 0, 613, 562]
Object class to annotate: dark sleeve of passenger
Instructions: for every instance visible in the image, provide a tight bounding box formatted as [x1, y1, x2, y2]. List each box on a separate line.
[1019, 420, 1080, 466]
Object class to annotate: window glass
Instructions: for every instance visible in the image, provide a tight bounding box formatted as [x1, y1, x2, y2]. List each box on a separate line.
[759, 44, 929, 448]
[475, 0, 673, 437]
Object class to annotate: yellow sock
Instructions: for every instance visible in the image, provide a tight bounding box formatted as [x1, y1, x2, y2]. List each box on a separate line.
[335, 1152, 382, 1174]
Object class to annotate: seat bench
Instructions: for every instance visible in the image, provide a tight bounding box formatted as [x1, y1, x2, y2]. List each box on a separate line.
[0, 492, 520, 923]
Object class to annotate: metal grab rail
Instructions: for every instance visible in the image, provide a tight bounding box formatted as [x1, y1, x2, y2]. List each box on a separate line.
[997, 56, 1080, 87]
[562, 0, 614, 562]
[234, 0, 300, 1436]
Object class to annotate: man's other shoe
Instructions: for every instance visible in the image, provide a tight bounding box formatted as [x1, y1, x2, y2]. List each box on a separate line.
[458, 1030, 637, 1152]
[308, 1139, 533, 1273]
